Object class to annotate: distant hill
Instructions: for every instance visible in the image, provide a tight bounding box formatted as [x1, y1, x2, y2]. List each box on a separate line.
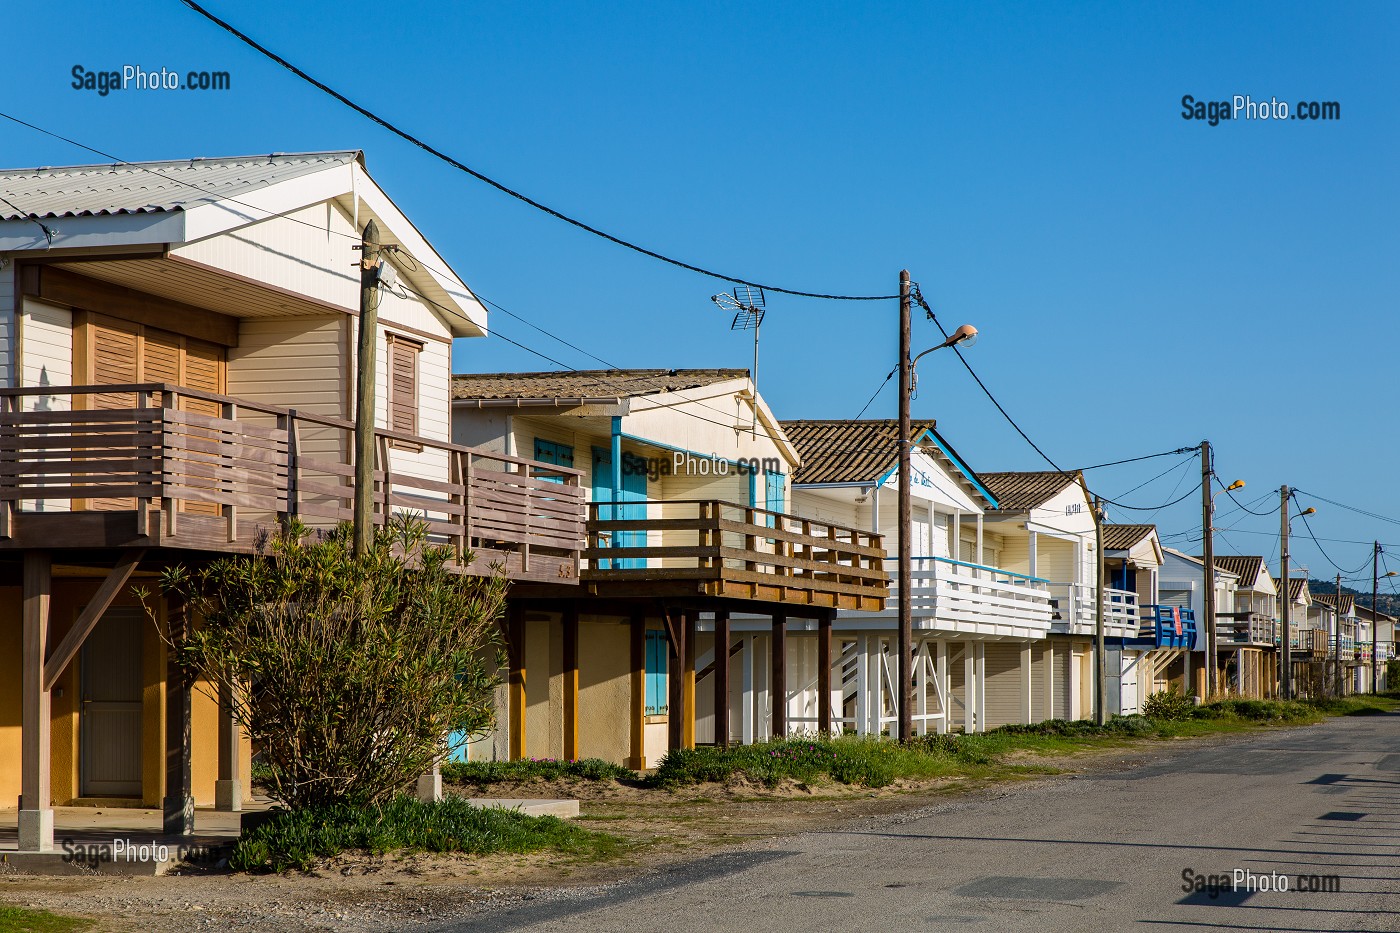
[1305, 578, 1400, 617]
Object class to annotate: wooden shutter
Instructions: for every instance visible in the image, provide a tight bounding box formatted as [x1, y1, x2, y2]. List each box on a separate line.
[176, 339, 226, 515]
[90, 316, 140, 410]
[388, 335, 421, 440]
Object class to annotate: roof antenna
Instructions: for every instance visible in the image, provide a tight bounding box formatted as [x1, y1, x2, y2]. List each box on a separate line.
[711, 286, 766, 435]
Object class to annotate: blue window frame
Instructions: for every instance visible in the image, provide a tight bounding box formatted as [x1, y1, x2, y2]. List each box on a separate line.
[533, 438, 574, 482]
[645, 630, 669, 716]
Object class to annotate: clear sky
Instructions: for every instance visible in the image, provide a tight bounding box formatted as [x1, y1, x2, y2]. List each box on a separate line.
[2, 1, 1397, 586]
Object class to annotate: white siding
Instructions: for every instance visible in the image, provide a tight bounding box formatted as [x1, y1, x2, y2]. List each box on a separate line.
[0, 263, 14, 387]
[19, 299, 72, 413]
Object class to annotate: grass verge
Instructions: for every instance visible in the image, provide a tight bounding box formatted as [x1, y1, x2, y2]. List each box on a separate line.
[231, 794, 619, 873]
[0, 906, 92, 933]
[441, 757, 638, 786]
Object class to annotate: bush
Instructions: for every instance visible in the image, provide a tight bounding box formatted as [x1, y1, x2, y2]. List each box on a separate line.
[151, 516, 509, 810]
[650, 737, 952, 789]
[230, 794, 614, 873]
[441, 758, 638, 786]
[1143, 687, 1196, 721]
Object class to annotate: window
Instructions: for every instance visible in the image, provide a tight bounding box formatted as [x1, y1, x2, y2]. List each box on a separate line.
[387, 333, 421, 443]
[645, 630, 669, 716]
[533, 438, 575, 482]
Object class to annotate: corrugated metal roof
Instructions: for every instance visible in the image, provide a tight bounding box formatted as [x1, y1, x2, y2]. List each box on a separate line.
[1214, 555, 1266, 585]
[782, 419, 935, 485]
[1103, 524, 1156, 551]
[451, 369, 747, 401]
[981, 470, 1083, 511]
[0, 152, 359, 219]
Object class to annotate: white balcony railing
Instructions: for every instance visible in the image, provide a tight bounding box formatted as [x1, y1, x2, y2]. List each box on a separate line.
[1048, 584, 1140, 638]
[884, 557, 1054, 637]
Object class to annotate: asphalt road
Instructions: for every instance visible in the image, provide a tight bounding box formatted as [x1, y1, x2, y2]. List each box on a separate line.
[444, 713, 1400, 932]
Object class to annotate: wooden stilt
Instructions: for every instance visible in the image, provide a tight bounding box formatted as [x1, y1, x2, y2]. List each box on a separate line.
[714, 610, 731, 748]
[563, 607, 579, 761]
[628, 613, 646, 770]
[163, 593, 194, 836]
[683, 611, 697, 749]
[20, 551, 53, 852]
[818, 611, 833, 736]
[665, 608, 685, 751]
[771, 613, 788, 738]
[507, 607, 526, 761]
[215, 679, 242, 812]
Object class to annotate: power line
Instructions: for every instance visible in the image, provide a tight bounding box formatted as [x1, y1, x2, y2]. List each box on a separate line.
[853, 367, 897, 420]
[1296, 508, 1373, 576]
[1216, 476, 1277, 517]
[1292, 489, 1400, 528]
[0, 192, 57, 245]
[1110, 455, 1196, 501]
[178, 0, 899, 303]
[1073, 446, 1198, 472]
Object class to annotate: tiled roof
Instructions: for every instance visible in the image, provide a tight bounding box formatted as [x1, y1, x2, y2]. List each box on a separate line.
[1274, 578, 1310, 601]
[0, 152, 359, 219]
[451, 368, 747, 401]
[1312, 592, 1356, 615]
[1103, 524, 1156, 551]
[981, 470, 1083, 511]
[1214, 555, 1265, 585]
[781, 419, 936, 485]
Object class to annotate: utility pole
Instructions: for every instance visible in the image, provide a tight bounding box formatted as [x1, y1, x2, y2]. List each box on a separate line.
[1373, 542, 1381, 694]
[896, 269, 913, 743]
[1200, 440, 1216, 700]
[353, 219, 381, 557]
[1280, 486, 1292, 700]
[1335, 573, 1345, 699]
[1094, 495, 1107, 725]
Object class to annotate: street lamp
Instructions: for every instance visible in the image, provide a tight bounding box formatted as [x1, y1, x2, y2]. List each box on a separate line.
[896, 269, 976, 741]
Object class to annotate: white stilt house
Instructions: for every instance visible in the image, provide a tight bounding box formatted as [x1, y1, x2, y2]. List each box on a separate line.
[779, 421, 1054, 735]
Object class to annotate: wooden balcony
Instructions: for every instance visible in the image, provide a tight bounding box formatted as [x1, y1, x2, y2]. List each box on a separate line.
[1296, 628, 1330, 659]
[1048, 584, 1139, 637]
[0, 384, 585, 583]
[580, 499, 887, 611]
[1218, 612, 1278, 647]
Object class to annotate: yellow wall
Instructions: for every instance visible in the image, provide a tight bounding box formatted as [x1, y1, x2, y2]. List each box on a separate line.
[578, 619, 632, 764]
[0, 576, 247, 809]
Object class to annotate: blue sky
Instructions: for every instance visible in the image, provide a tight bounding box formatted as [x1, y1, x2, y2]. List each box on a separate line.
[2, 1, 1397, 584]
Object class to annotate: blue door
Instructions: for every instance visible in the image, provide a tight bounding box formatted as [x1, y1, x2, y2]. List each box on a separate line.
[592, 447, 648, 569]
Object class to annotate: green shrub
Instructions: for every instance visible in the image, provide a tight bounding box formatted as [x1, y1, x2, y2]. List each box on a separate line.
[1143, 687, 1196, 721]
[441, 757, 637, 786]
[230, 794, 614, 873]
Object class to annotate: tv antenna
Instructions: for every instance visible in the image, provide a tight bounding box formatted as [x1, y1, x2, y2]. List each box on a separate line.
[711, 285, 766, 403]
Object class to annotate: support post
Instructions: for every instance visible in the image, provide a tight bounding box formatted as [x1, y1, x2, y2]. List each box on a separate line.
[1280, 486, 1292, 700]
[771, 613, 788, 738]
[683, 611, 697, 749]
[563, 608, 579, 760]
[715, 610, 731, 747]
[20, 551, 53, 852]
[818, 611, 833, 736]
[1335, 573, 1344, 700]
[353, 219, 381, 557]
[215, 680, 242, 812]
[1021, 641, 1033, 723]
[963, 643, 975, 733]
[1201, 440, 1217, 699]
[666, 609, 686, 751]
[163, 593, 194, 837]
[507, 607, 525, 760]
[896, 268, 913, 742]
[1373, 543, 1382, 695]
[628, 613, 646, 770]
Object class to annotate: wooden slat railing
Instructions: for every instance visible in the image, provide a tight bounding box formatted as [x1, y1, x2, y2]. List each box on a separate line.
[0, 384, 585, 573]
[582, 498, 888, 605]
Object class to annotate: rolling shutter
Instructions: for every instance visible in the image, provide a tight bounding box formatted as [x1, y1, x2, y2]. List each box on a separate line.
[982, 643, 1022, 728]
[388, 335, 420, 438]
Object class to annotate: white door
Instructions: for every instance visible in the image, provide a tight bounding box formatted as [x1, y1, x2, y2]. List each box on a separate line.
[80, 608, 145, 797]
[1121, 651, 1141, 715]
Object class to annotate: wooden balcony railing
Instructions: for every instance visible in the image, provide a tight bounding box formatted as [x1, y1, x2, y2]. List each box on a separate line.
[583, 499, 887, 610]
[1218, 612, 1278, 646]
[1048, 583, 1139, 637]
[0, 384, 585, 582]
[887, 556, 1053, 636]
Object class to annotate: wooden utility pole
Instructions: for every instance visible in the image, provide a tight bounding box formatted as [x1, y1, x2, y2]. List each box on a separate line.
[896, 269, 913, 742]
[1373, 542, 1381, 694]
[1335, 573, 1345, 699]
[1094, 495, 1107, 725]
[353, 219, 381, 557]
[1279, 486, 1292, 700]
[1200, 440, 1216, 700]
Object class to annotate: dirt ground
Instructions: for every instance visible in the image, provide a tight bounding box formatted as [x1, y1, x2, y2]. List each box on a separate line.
[0, 735, 1235, 933]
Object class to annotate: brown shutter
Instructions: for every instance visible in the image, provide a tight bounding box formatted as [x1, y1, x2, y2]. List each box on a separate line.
[141, 328, 181, 386]
[90, 316, 139, 410]
[176, 338, 226, 515]
[388, 336, 420, 439]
